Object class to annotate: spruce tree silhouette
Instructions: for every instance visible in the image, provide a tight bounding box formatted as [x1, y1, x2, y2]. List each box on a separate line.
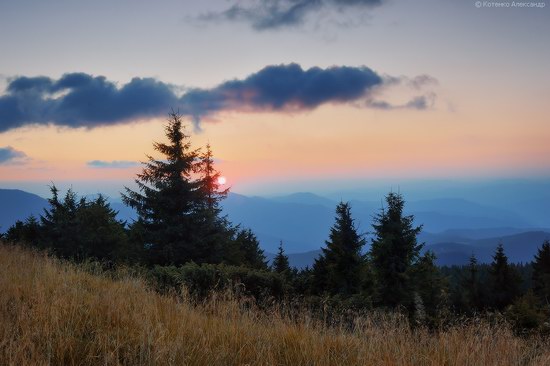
[369, 192, 423, 310]
[532, 240, 550, 304]
[488, 243, 521, 310]
[312, 202, 366, 296]
[123, 112, 201, 265]
[272, 241, 291, 274]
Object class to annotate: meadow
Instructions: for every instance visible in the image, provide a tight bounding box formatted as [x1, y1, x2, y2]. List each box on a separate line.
[1, 243, 549, 366]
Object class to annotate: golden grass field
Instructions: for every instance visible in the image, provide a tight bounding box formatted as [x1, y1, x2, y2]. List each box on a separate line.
[1, 243, 549, 366]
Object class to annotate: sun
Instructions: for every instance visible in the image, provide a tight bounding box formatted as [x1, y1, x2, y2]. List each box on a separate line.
[217, 176, 227, 185]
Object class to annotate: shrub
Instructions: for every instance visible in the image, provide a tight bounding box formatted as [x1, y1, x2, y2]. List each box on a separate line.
[149, 262, 288, 302]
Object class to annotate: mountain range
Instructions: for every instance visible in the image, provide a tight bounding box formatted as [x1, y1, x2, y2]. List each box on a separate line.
[0, 189, 48, 232]
[1, 188, 548, 267]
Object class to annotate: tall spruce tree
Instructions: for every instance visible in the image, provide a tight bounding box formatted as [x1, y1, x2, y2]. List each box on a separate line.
[312, 202, 366, 296]
[272, 241, 291, 274]
[193, 143, 231, 264]
[123, 112, 201, 265]
[489, 243, 521, 310]
[532, 240, 550, 304]
[369, 192, 423, 310]
[195, 143, 229, 212]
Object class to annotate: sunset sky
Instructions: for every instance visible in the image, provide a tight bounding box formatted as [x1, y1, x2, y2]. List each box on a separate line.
[0, 0, 549, 197]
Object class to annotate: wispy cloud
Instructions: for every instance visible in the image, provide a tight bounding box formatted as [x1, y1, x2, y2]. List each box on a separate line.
[0, 146, 28, 165]
[197, 0, 384, 30]
[0, 64, 437, 133]
[366, 93, 437, 110]
[364, 74, 438, 110]
[87, 160, 140, 169]
[407, 75, 439, 90]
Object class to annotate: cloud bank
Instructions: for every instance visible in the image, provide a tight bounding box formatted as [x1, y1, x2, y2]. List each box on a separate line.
[0, 146, 27, 164]
[180, 63, 383, 125]
[198, 0, 384, 30]
[0, 64, 435, 133]
[0, 73, 177, 132]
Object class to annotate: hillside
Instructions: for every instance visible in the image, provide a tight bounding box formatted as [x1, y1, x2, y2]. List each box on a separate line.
[1, 243, 549, 365]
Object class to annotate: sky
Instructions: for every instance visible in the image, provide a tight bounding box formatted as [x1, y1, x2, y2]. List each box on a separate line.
[0, 0, 549, 198]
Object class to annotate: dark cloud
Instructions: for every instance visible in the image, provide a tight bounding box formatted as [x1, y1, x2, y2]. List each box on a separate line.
[0, 64, 436, 133]
[199, 0, 383, 30]
[0, 73, 177, 132]
[0, 146, 27, 164]
[180, 63, 384, 126]
[7, 76, 53, 93]
[87, 160, 141, 169]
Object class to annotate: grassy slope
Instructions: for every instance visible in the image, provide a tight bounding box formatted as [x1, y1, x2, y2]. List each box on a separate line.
[1, 244, 549, 366]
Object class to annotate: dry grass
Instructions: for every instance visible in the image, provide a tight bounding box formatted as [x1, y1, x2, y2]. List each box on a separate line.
[1, 244, 549, 366]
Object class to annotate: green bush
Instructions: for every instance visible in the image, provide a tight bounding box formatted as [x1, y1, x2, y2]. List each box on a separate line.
[149, 263, 288, 301]
[506, 291, 548, 334]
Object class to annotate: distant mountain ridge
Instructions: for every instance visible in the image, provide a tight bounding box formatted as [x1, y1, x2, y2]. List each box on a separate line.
[222, 192, 540, 253]
[270, 192, 336, 207]
[1, 188, 548, 268]
[427, 230, 550, 266]
[266, 231, 550, 269]
[0, 189, 48, 232]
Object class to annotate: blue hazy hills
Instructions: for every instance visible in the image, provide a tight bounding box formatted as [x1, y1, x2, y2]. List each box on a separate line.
[1, 189, 548, 268]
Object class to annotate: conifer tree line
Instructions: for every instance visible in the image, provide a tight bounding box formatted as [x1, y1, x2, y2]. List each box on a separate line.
[5, 112, 267, 269]
[3, 111, 550, 331]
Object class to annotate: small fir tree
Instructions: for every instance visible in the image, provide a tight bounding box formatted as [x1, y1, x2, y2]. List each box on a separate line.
[5, 215, 41, 247]
[272, 241, 291, 274]
[532, 240, 550, 304]
[461, 253, 484, 312]
[413, 250, 447, 323]
[40, 186, 80, 258]
[75, 194, 131, 262]
[489, 243, 521, 310]
[312, 202, 366, 296]
[223, 228, 268, 270]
